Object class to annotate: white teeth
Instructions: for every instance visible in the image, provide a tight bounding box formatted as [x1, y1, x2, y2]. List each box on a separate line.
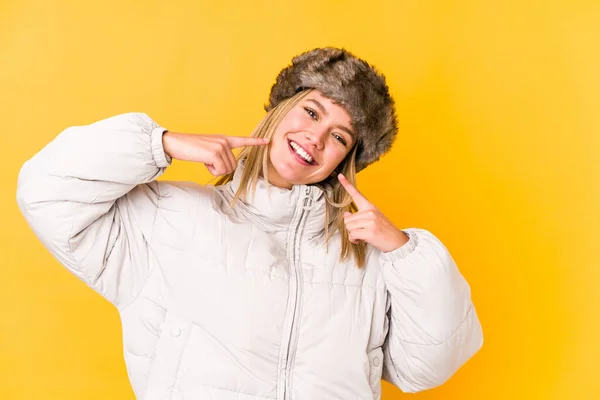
[290, 141, 313, 163]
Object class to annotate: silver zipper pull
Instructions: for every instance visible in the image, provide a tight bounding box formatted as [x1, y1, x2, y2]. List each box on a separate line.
[302, 186, 314, 211]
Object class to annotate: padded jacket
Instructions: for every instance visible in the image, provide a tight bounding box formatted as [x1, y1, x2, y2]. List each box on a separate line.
[16, 112, 483, 399]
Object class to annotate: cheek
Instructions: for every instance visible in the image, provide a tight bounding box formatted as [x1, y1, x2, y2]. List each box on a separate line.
[269, 134, 292, 167]
[279, 111, 309, 133]
[271, 115, 308, 151]
[322, 147, 350, 173]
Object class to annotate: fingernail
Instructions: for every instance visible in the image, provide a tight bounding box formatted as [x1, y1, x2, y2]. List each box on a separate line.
[338, 173, 345, 179]
[263, 138, 270, 142]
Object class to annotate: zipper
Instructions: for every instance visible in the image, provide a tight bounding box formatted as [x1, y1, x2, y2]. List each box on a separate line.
[281, 186, 314, 400]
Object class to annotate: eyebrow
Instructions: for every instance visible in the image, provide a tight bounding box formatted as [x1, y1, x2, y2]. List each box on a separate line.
[306, 99, 356, 139]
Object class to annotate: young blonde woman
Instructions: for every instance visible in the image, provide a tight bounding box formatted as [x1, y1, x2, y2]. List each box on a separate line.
[17, 47, 483, 399]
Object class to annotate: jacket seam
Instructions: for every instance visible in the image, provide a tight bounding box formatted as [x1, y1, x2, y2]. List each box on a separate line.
[384, 336, 414, 393]
[65, 209, 80, 270]
[117, 182, 163, 312]
[392, 305, 474, 347]
[189, 186, 203, 249]
[139, 308, 169, 397]
[302, 280, 386, 290]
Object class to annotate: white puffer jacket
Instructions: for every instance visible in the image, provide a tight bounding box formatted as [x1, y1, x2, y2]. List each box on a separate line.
[16, 112, 483, 399]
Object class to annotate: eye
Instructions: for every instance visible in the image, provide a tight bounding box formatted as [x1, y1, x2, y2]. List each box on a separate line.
[333, 134, 347, 146]
[304, 107, 318, 120]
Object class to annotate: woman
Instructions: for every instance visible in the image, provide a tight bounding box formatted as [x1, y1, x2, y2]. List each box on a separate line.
[17, 47, 483, 399]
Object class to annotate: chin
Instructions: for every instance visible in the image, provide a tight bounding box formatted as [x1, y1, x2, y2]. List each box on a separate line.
[277, 171, 307, 186]
[269, 151, 324, 187]
[269, 165, 307, 187]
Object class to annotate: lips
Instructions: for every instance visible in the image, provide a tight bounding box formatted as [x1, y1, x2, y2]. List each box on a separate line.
[288, 139, 318, 166]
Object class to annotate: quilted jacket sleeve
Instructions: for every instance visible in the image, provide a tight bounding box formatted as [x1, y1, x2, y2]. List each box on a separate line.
[16, 112, 171, 309]
[378, 228, 483, 393]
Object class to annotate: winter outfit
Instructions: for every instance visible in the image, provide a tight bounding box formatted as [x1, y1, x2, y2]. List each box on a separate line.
[16, 47, 482, 399]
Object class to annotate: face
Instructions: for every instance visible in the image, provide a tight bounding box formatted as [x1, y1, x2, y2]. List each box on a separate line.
[267, 90, 356, 189]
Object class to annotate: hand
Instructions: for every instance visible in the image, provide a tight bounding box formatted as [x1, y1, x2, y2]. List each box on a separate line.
[162, 131, 270, 176]
[338, 173, 409, 253]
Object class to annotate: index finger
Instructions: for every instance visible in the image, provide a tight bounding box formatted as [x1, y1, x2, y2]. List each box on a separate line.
[338, 173, 372, 210]
[225, 136, 270, 149]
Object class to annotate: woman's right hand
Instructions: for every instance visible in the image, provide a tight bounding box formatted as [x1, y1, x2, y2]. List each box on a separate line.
[162, 131, 270, 176]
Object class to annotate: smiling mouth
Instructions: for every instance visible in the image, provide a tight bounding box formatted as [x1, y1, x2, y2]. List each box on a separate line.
[288, 139, 317, 165]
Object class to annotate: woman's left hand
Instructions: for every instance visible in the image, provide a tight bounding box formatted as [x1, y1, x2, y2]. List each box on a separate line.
[338, 174, 410, 253]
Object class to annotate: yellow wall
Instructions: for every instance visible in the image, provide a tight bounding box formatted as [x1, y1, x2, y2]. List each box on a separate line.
[1, 0, 598, 398]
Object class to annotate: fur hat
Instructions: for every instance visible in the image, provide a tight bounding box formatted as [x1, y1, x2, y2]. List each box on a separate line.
[264, 47, 398, 172]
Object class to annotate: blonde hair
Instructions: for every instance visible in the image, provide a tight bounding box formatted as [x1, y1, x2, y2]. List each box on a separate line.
[215, 89, 368, 268]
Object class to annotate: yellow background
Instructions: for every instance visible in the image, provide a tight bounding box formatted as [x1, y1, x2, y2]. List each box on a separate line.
[1, 0, 598, 398]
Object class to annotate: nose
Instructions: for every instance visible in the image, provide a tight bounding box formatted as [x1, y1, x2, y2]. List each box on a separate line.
[304, 128, 326, 150]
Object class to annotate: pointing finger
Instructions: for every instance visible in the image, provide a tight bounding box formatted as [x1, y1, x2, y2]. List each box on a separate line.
[225, 136, 270, 149]
[338, 173, 372, 210]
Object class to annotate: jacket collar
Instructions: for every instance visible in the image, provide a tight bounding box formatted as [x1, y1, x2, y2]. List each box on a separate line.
[214, 159, 328, 235]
